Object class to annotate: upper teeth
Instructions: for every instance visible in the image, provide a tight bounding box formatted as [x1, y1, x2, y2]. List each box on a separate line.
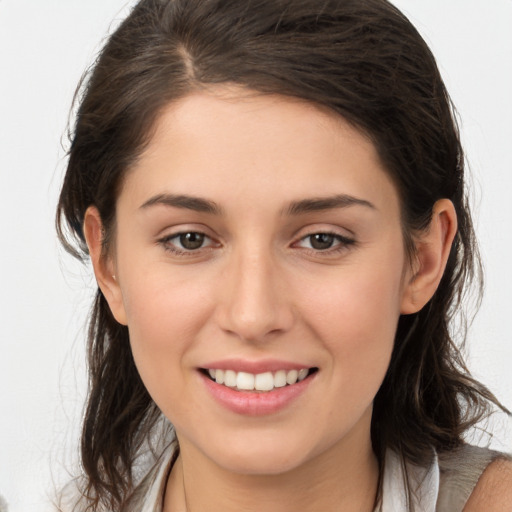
[208, 368, 309, 391]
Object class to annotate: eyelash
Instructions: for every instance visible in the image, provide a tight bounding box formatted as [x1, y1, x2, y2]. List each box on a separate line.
[293, 232, 356, 254]
[157, 231, 356, 256]
[158, 232, 218, 256]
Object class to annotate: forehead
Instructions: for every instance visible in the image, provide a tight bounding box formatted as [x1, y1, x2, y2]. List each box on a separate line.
[120, 87, 400, 217]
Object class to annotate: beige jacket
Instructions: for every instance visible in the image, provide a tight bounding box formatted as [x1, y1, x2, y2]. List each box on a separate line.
[60, 442, 506, 511]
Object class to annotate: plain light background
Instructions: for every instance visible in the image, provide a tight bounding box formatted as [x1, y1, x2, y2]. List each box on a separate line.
[1, 1, 511, 511]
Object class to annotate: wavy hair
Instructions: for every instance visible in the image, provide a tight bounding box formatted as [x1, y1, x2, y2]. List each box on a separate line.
[56, 0, 507, 509]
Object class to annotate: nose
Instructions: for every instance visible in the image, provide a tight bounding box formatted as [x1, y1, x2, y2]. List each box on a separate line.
[215, 248, 294, 343]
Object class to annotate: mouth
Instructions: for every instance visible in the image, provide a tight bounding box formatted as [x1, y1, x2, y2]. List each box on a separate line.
[200, 367, 319, 393]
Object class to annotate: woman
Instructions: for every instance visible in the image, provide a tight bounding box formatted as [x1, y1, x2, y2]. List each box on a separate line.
[56, 0, 512, 510]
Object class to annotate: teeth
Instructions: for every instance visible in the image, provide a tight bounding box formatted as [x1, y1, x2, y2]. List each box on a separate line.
[286, 369, 298, 385]
[207, 368, 312, 392]
[298, 368, 308, 381]
[236, 372, 255, 390]
[215, 369, 224, 385]
[274, 370, 287, 388]
[224, 370, 237, 387]
[255, 372, 274, 391]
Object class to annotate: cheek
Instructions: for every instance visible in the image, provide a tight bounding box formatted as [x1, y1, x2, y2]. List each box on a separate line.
[301, 258, 405, 393]
[123, 265, 210, 335]
[120, 270, 213, 393]
[306, 262, 403, 337]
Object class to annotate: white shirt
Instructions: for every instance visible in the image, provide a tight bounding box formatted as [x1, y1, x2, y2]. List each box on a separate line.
[60, 442, 501, 511]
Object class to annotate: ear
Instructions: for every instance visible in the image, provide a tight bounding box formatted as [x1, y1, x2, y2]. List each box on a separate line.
[401, 199, 457, 314]
[83, 206, 128, 325]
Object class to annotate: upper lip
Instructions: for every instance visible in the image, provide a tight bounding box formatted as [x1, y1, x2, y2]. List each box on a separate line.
[199, 358, 315, 374]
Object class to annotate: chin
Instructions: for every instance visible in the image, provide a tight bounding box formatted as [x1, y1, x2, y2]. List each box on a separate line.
[195, 429, 320, 476]
[215, 451, 308, 476]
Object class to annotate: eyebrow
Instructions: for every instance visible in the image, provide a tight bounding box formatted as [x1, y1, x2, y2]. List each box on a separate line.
[140, 193, 222, 214]
[283, 194, 376, 215]
[139, 193, 375, 216]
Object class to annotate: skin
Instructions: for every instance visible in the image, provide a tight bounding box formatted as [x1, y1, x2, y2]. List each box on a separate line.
[85, 88, 457, 512]
[464, 459, 512, 511]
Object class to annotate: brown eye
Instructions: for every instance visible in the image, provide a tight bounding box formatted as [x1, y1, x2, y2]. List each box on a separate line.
[309, 233, 336, 250]
[179, 232, 205, 250]
[294, 231, 355, 253]
[159, 230, 219, 255]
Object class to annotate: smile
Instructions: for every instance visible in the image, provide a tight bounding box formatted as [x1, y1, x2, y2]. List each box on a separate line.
[204, 368, 317, 392]
[200, 364, 318, 415]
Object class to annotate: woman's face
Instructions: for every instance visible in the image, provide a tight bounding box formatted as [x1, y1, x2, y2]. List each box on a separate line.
[106, 88, 414, 474]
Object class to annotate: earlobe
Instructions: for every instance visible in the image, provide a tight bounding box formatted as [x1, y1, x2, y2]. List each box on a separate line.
[83, 206, 128, 325]
[400, 199, 457, 315]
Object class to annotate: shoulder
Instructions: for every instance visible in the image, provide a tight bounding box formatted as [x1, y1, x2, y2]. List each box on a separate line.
[437, 444, 512, 512]
[463, 456, 512, 511]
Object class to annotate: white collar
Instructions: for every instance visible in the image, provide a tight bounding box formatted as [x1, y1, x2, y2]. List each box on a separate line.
[381, 449, 439, 512]
[140, 442, 177, 512]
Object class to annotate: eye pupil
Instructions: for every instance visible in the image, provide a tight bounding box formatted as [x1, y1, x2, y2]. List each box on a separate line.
[180, 232, 205, 250]
[310, 233, 335, 250]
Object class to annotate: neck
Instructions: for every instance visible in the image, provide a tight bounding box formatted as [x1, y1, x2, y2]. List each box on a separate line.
[164, 413, 379, 512]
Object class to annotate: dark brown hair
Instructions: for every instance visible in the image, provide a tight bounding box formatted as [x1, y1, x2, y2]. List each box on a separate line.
[57, 0, 507, 509]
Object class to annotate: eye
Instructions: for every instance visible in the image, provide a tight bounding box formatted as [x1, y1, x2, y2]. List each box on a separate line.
[176, 232, 207, 250]
[295, 232, 355, 251]
[305, 233, 337, 250]
[159, 231, 215, 253]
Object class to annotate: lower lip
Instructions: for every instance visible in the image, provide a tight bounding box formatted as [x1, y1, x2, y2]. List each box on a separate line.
[200, 372, 315, 416]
